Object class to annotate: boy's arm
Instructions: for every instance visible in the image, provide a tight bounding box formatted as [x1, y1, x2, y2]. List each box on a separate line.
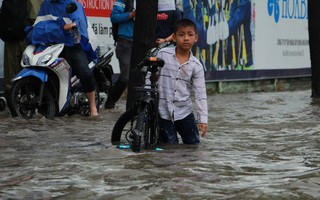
[198, 123, 208, 137]
[193, 64, 208, 137]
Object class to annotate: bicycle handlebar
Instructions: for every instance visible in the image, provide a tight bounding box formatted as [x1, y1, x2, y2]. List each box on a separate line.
[137, 57, 164, 68]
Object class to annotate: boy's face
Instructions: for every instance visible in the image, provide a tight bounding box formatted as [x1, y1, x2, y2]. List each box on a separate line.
[173, 26, 198, 51]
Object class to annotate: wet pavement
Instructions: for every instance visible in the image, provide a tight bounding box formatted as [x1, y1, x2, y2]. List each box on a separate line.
[0, 89, 319, 200]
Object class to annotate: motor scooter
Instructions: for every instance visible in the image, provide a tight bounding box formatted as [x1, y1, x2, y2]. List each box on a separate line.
[7, 42, 114, 119]
[7, 2, 114, 119]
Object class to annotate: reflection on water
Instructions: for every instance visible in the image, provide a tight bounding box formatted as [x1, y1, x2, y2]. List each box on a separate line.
[0, 90, 319, 199]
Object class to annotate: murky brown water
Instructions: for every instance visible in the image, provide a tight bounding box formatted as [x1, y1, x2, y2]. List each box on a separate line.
[0, 89, 319, 200]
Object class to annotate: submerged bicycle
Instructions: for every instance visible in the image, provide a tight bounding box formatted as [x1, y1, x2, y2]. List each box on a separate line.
[111, 44, 169, 152]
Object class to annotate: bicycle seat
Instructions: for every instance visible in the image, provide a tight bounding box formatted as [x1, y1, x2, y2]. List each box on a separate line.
[138, 57, 164, 68]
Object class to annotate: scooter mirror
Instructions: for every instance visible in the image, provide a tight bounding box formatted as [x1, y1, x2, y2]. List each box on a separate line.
[66, 2, 77, 14]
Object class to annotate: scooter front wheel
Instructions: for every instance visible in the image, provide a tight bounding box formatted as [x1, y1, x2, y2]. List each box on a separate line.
[8, 77, 56, 119]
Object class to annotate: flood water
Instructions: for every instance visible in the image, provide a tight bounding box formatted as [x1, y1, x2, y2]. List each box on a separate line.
[0, 89, 319, 200]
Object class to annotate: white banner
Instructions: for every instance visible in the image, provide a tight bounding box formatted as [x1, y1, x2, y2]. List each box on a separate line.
[255, 0, 309, 70]
[88, 16, 119, 73]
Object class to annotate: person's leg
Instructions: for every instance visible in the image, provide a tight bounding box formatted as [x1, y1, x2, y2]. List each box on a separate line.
[105, 38, 132, 109]
[175, 113, 200, 144]
[104, 80, 127, 109]
[86, 90, 98, 116]
[4, 40, 25, 92]
[69, 44, 98, 116]
[158, 116, 179, 144]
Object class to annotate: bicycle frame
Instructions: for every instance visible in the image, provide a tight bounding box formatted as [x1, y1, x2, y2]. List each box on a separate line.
[130, 58, 164, 152]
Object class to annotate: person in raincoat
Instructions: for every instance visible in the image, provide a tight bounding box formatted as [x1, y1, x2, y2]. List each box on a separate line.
[26, 0, 99, 116]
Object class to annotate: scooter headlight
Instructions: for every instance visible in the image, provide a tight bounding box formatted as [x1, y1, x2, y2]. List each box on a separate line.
[22, 53, 30, 65]
[37, 54, 52, 65]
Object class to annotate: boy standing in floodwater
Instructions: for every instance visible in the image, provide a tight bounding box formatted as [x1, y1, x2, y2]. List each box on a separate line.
[157, 18, 208, 145]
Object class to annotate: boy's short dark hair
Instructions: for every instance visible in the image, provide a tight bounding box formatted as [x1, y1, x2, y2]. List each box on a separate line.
[173, 18, 197, 34]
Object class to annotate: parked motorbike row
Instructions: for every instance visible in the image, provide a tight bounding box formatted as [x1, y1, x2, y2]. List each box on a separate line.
[7, 43, 114, 119]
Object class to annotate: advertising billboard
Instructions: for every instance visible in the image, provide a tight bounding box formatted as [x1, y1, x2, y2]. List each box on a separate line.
[181, 0, 310, 81]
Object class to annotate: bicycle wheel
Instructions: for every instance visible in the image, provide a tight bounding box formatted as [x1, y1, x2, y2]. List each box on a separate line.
[111, 109, 136, 145]
[142, 104, 158, 149]
[8, 77, 56, 119]
[132, 103, 154, 152]
[111, 103, 157, 152]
